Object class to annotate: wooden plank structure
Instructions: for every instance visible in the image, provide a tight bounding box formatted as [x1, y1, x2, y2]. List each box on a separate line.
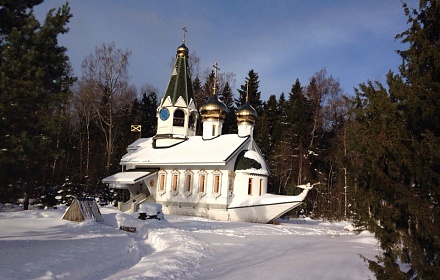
[62, 197, 103, 222]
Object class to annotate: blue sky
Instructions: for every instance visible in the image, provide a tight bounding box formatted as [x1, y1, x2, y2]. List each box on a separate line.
[35, 0, 417, 100]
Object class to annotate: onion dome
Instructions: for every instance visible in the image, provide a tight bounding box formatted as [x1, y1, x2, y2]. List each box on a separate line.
[177, 43, 189, 58]
[199, 94, 229, 120]
[236, 101, 257, 124]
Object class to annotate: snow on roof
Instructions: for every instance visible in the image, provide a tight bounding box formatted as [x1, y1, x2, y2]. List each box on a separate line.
[121, 134, 250, 166]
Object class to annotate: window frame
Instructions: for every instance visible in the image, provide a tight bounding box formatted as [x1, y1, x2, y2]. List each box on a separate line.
[184, 169, 193, 196]
[212, 169, 222, 198]
[198, 170, 207, 197]
[158, 170, 167, 195]
[171, 169, 180, 195]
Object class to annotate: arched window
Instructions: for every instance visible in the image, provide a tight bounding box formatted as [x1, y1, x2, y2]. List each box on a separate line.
[173, 109, 185, 127]
[171, 169, 180, 195]
[158, 170, 167, 195]
[184, 169, 193, 196]
[198, 170, 207, 197]
[212, 169, 222, 198]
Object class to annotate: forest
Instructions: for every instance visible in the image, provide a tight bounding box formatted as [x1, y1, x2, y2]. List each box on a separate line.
[0, 1, 439, 278]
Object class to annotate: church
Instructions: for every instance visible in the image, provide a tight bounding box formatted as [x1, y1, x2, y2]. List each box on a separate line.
[103, 38, 315, 223]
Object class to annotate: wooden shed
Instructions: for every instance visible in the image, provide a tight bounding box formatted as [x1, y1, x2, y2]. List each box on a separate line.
[62, 197, 103, 222]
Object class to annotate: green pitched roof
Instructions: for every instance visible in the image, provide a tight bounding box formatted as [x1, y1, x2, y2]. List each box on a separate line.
[162, 44, 194, 106]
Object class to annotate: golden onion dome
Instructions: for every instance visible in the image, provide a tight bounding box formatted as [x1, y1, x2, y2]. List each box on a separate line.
[200, 95, 229, 120]
[236, 102, 257, 123]
[177, 43, 189, 57]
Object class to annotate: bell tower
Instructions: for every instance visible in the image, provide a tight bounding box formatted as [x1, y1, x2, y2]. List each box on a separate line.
[153, 28, 198, 148]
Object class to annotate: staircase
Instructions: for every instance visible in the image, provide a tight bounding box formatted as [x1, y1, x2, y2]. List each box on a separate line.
[118, 193, 154, 213]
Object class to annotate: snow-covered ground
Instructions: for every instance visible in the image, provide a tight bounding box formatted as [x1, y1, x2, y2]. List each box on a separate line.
[0, 206, 379, 280]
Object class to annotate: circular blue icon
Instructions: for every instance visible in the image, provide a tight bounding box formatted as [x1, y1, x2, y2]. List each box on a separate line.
[159, 107, 170, 121]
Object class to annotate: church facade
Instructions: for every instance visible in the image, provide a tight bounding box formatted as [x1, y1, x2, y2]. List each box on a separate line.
[103, 40, 314, 223]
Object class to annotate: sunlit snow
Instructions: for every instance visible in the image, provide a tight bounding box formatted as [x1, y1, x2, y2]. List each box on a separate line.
[0, 206, 379, 279]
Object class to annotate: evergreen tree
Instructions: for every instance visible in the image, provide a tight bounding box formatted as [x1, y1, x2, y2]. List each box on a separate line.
[349, 1, 440, 278]
[287, 79, 313, 186]
[259, 94, 279, 157]
[221, 81, 237, 135]
[235, 69, 263, 113]
[192, 76, 204, 108]
[132, 85, 159, 138]
[0, 1, 74, 205]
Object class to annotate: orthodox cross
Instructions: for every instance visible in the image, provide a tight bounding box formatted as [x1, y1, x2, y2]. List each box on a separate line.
[245, 81, 249, 103]
[182, 26, 187, 43]
[212, 62, 220, 94]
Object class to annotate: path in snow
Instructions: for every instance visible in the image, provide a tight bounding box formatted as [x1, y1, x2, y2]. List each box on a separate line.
[0, 207, 378, 280]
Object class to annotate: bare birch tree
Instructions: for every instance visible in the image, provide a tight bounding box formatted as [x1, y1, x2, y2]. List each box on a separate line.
[79, 43, 135, 174]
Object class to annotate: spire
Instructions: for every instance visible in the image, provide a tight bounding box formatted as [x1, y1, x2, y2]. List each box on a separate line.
[161, 28, 194, 106]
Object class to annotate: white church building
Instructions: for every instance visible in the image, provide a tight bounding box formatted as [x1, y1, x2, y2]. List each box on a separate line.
[103, 40, 314, 223]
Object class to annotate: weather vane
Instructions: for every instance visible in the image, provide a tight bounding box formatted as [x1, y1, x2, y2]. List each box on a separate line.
[182, 26, 187, 43]
[212, 62, 220, 94]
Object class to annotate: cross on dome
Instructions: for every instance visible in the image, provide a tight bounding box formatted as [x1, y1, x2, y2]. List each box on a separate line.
[182, 26, 187, 44]
[212, 62, 220, 95]
[246, 81, 249, 102]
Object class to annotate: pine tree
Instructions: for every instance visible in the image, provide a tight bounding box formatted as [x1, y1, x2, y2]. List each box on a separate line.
[221, 81, 237, 135]
[235, 69, 263, 113]
[287, 79, 313, 186]
[349, 1, 440, 278]
[0, 2, 74, 205]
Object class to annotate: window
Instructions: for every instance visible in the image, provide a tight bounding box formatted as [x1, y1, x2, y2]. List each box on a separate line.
[212, 124, 216, 136]
[248, 178, 253, 195]
[259, 179, 263, 196]
[198, 170, 207, 197]
[184, 169, 193, 196]
[173, 109, 185, 127]
[158, 170, 167, 194]
[171, 169, 180, 195]
[200, 175, 206, 193]
[160, 174, 165, 191]
[214, 175, 220, 193]
[212, 170, 222, 198]
[173, 175, 178, 192]
[186, 175, 192, 192]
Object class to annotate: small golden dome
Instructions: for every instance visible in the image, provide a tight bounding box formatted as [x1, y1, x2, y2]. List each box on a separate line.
[200, 95, 229, 120]
[236, 102, 257, 123]
[177, 44, 189, 57]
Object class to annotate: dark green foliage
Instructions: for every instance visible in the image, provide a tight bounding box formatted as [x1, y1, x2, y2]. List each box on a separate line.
[0, 2, 74, 205]
[348, 1, 440, 278]
[235, 69, 263, 113]
[131, 88, 159, 138]
[234, 151, 262, 171]
[222, 81, 237, 135]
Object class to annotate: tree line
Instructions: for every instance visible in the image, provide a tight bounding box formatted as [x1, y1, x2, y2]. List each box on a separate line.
[0, 1, 439, 278]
